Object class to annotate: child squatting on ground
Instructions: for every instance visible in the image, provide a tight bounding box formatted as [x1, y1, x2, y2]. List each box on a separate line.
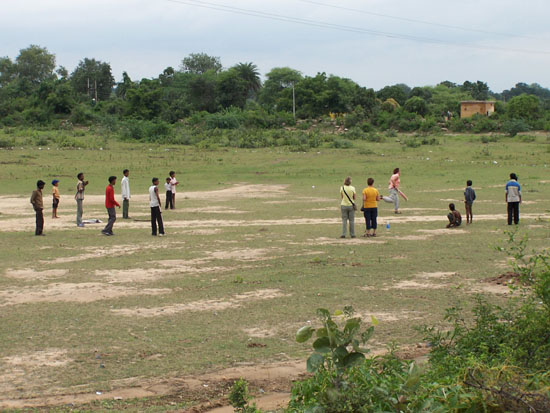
[446, 203, 462, 228]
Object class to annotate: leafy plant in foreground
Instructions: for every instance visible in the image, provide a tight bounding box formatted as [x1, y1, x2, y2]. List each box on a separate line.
[296, 306, 376, 380]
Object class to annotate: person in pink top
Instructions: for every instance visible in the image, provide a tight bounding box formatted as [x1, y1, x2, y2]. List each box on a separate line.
[382, 167, 402, 214]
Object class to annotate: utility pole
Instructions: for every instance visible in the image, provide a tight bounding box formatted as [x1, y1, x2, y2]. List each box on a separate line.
[292, 83, 296, 120]
[87, 78, 90, 98]
[94, 80, 98, 103]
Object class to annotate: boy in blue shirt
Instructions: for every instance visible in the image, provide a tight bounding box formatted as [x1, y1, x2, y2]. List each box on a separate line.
[505, 173, 521, 225]
[464, 180, 476, 224]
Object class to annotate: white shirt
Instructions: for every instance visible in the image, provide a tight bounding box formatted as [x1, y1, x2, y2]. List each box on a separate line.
[164, 182, 171, 192]
[149, 185, 160, 207]
[170, 177, 178, 194]
[121, 176, 130, 199]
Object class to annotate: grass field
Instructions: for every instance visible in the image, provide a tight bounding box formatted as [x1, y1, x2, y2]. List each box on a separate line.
[0, 130, 549, 410]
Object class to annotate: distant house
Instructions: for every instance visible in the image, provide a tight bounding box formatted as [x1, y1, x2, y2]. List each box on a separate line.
[460, 101, 495, 118]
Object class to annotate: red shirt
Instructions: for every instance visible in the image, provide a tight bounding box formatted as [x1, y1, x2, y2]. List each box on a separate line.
[105, 185, 120, 208]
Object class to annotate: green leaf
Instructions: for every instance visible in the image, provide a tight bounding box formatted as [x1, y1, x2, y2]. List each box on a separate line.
[343, 352, 365, 367]
[316, 308, 330, 320]
[334, 345, 349, 361]
[333, 309, 343, 316]
[371, 315, 379, 326]
[296, 326, 314, 343]
[316, 327, 328, 338]
[306, 353, 324, 373]
[312, 337, 331, 354]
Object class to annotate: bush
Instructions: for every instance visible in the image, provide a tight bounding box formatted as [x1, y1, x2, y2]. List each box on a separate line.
[330, 138, 353, 149]
[502, 119, 530, 137]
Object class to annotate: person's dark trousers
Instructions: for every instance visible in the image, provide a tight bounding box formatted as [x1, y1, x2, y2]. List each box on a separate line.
[35, 208, 44, 235]
[507, 202, 520, 225]
[103, 207, 116, 234]
[364, 208, 378, 230]
[122, 199, 129, 219]
[151, 206, 165, 235]
[165, 191, 172, 209]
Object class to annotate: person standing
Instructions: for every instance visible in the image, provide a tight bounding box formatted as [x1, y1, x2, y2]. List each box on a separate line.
[52, 179, 60, 218]
[362, 177, 381, 237]
[30, 180, 45, 236]
[382, 168, 402, 214]
[102, 176, 120, 236]
[121, 169, 130, 219]
[75, 172, 88, 227]
[149, 178, 165, 236]
[164, 177, 173, 210]
[506, 173, 522, 225]
[464, 180, 476, 224]
[340, 176, 356, 238]
[169, 171, 178, 209]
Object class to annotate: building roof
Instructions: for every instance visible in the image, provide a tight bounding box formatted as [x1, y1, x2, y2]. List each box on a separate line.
[460, 101, 496, 104]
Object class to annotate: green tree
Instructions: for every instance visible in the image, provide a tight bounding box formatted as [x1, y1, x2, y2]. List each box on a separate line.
[506, 94, 542, 121]
[115, 71, 134, 99]
[376, 84, 410, 106]
[180, 53, 222, 74]
[461, 80, 490, 100]
[71, 58, 114, 101]
[0, 57, 16, 87]
[15, 45, 56, 85]
[404, 96, 428, 116]
[259, 67, 302, 111]
[233, 62, 261, 96]
[216, 68, 248, 109]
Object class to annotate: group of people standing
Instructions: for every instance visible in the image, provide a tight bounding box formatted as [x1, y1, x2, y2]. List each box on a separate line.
[338, 168, 523, 238]
[339, 168, 405, 238]
[29, 170, 180, 236]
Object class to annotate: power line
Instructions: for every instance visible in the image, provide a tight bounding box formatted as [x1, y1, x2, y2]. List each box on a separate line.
[298, 0, 543, 41]
[163, 0, 550, 56]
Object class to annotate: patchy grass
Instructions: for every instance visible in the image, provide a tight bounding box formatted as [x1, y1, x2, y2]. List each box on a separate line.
[0, 131, 549, 409]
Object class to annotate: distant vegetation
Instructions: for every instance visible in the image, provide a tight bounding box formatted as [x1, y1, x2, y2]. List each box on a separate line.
[2, 45, 550, 146]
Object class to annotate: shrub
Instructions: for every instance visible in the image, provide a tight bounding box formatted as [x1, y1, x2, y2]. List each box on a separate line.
[502, 119, 530, 137]
[330, 138, 353, 149]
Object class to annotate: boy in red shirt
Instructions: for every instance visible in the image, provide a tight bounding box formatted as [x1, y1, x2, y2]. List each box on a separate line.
[102, 176, 120, 236]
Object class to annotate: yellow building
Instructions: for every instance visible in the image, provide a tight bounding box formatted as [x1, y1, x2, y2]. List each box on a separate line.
[460, 101, 495, 118]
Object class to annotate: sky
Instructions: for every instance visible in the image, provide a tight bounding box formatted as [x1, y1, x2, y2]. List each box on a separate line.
[2, 0, 550, 92]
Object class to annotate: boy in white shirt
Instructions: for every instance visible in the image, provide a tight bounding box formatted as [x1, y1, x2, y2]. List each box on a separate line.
[164, 177, 172, 210]
[169, 171, 178, 209]
[121, 169, 130, 219]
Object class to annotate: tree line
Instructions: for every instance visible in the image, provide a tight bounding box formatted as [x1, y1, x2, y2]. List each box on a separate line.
[1, 45, 550, 137]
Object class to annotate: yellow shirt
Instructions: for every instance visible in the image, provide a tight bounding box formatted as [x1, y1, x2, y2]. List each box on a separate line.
[362, 187, 379, 208]
[340, 185, 356, 206]
[52, 186, 60, 200]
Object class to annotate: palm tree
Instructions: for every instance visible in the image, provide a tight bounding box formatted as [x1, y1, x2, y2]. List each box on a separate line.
[234, 62, 261, 97]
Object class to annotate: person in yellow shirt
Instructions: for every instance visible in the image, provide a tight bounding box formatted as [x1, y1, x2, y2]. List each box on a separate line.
[52, 179, 60, 218]
[362, 177, 381, 237]
[340, 176, 356, 238]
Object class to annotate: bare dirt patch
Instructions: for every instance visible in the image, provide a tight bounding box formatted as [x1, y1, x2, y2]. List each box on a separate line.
[0, 283, 170, 306]
[389, 280, 447, 290]
[416, 271, 457, 279]
[243, 327, 278, 338]
[4, 268, 68, 281]
[187, 184, 289, 200]
[48, 244, 146, 264]
[182, 207, 246, 214]
[297, 237, 386, 246]
[3, 349, 71, 368]
[112, 288, 291, 317]
[207, 248, 278, 261]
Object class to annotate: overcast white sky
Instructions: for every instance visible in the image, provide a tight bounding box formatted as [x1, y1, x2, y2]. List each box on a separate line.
[2, 0, 550, 92]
